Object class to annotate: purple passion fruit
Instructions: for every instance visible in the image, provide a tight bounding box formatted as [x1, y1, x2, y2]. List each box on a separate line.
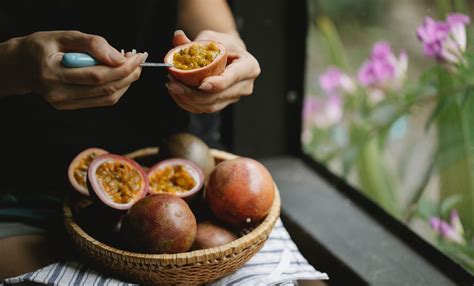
[120, 194, 197, 254]
[87, 154, 148, 210]
[147, 158, 204, 200]
[164, 40, 227, 87]
[192, 222, 237, 250]
[206, 157, 275, 228]
[68, 148, 108, 195]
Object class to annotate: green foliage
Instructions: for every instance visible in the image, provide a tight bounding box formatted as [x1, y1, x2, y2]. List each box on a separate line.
[304, 1, 474, 273]
[317, 16, 349, 69]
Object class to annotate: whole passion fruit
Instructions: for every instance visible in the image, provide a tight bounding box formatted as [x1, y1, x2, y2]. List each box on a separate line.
[120, 194, 197, 254]
[87, 154, 148, 210]
[164, 40, 227, 87]
[192, 221, 237, 250]
[148, 158, 204, 201]
[68, 148, 108, 195]
[160, 133, 215, 179]
[206, 157, 275, 228]
[75, 202, 125, 248]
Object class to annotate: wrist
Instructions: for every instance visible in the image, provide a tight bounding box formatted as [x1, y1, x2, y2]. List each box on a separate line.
[0, 37, 33, 96]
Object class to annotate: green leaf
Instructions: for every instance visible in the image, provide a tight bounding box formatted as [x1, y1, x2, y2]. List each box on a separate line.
[440, 194, 464, 218]
[425, 95, 451, 130]
[436, 0, 452, 17]
[437, 94, 474, 236]
[416, 199, 439, 221]
[317, 16, 349, 69]
[453, 0, 468, 13]
[356, 137, 398, 216]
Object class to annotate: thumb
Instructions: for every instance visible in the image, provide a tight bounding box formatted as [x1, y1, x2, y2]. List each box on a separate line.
[59, 31, 126, 66]
[172, 30, 191, 47]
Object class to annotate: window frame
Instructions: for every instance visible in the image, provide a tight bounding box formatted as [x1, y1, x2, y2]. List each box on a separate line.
[227, 0, 474, 284]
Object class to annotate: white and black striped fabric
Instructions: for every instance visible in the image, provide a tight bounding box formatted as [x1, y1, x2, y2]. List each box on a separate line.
[3, 219, 328, 286]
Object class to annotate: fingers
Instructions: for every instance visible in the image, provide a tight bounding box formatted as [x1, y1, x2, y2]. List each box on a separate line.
[54, 85, 131, 110]
[166, 77, 252, 113]
[54, 53, 147, 86]
[198, 53, 260, 93]
[172, 30, 191, 47]
[45, 66, 142, 103]
[58, 31, 126, 66]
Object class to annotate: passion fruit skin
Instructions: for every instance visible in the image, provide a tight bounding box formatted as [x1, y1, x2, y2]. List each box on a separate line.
[68, 148, 108, 196]
[191, 221, 237, 250]
[120, 194, 197, 254]
[160, 133, 215, 179]
[164, 40, 227, 87]
[206, 158, 275, 228]
[75, 202, 125, 248]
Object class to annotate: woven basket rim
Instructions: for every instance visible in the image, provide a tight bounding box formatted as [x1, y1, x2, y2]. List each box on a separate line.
[63, 149, 281, 265]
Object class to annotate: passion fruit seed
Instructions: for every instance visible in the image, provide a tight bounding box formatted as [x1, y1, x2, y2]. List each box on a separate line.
[73, 152, 99, 188]
[149, 165, 196, 194]
[173, 42, 220, 70]
[96, 161, 142, 204]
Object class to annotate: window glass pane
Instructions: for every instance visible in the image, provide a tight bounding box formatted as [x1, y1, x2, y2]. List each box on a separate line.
[303, 0, 474, 273]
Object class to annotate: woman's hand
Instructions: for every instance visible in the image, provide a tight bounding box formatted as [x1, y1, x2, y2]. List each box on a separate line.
[17, 31, 146, 110]
[166, 30, 260, 113]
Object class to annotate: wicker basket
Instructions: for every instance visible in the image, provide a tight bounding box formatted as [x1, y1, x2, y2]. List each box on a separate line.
[63, 149, 281, 285]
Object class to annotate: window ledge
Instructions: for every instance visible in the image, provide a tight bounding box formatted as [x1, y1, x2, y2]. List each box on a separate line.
[261, 156, 468, 285]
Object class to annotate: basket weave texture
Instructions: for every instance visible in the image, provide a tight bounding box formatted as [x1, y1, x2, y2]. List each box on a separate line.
[63, 149, 281, 286]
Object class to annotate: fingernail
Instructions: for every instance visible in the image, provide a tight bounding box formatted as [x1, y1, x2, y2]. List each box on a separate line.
[174, 30, 185, 37]
[199, 81, 213, 91]
[166, 82, 185, 95]
[140, 52, 149, 63]
[109, 49, 126, 64]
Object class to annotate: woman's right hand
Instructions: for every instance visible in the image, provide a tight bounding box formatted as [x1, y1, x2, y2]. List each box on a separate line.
[18, 31, 147, 110]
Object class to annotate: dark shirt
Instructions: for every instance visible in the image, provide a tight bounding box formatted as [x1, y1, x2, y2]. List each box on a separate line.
[0, 1, 189, 195]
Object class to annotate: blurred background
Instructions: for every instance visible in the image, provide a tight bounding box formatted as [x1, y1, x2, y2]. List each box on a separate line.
[227, 0, 474, 275]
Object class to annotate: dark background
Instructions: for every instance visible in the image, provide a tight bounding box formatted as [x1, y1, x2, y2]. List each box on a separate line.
[217, 0, 304, 158]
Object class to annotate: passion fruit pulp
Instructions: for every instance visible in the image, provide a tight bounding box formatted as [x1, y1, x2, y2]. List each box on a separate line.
[206, 157, 275, 228]
[120, 194, 197, 254]
[147, 158, 204, 200]
[164, 40, 227, 87]
[87, 154, 148, 210]
[160, 133, 215, 179]
[68, 148, 108, 195]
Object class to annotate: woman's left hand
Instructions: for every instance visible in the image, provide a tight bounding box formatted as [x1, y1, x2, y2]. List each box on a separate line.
[166, 30, 261, 113]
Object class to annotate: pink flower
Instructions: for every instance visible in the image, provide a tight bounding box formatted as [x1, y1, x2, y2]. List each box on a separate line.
[302, 95, 343, 129]
[319, 67, 355, 95]
[358, 42, 408, 91]
[303, 96, 318, 122]
[429, 210, 466, 245]
[417, 13, 470, 64]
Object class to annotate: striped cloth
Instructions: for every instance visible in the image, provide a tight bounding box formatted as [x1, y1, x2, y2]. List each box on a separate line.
[3, 219, 328, 286]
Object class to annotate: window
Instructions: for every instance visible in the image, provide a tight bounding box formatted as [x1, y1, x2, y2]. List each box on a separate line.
[302, 0, 474, 273]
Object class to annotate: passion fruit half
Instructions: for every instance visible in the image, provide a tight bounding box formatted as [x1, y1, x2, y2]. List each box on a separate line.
[87, 154, 148, 210]
[68, 148, 108, 196]
[164, 40, 227, 87]
[147, 158, 204, 201]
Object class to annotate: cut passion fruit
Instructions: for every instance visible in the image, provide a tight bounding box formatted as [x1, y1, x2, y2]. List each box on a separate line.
[68, 148, 108, 196]
[87, 154, 148, 210]
[148, 158, 204, 200]
[164, 40, 227, 87]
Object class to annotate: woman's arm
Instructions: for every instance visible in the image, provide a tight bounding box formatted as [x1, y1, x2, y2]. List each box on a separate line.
[167, 0, 260, 114]
[178, 0, 239, 38]
[0, 37, 32, 97]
